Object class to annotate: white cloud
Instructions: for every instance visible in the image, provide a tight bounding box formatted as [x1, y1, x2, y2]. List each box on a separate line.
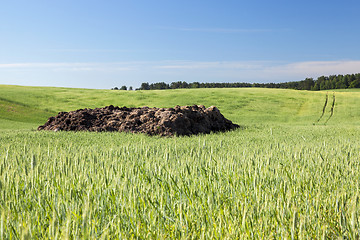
[0, 63, 85, 69]
[262, 60, 360, 81]
[1, 60, 360, 75]
[46, 49, 133, 53]
[176, 27, 274, 33]
[0, 62, 134, 72]
[153, 61, 269, 70]
[156, 26, 288, 33]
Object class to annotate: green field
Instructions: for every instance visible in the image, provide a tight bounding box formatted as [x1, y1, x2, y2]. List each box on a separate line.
[1, 85, 360, 239]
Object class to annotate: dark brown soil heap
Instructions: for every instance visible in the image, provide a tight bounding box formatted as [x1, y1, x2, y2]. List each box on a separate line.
[38, 105, 239, 136]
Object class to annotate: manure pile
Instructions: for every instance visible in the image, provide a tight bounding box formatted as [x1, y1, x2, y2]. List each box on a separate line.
[38, 105, 239, 136]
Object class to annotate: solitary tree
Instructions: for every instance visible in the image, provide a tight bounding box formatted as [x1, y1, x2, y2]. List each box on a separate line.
[120, 85, 127, 90]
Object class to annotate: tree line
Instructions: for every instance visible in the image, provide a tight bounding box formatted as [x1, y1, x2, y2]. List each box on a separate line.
[111, 73, 360, 91]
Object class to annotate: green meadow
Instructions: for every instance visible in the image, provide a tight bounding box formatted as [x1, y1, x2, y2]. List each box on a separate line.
[1, 84, 360, 239]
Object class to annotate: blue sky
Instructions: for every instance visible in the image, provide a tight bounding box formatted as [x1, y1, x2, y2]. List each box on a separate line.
[1, 0, 360, 89]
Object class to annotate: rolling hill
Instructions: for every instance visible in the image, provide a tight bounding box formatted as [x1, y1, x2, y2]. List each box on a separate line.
[1, 84, 359, 131]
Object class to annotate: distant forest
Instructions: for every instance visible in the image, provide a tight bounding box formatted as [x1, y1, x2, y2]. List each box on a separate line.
[112, 73, 360, 91]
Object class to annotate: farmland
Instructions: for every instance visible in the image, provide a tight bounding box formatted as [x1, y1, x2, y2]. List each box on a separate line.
[1, 85, 360, 239]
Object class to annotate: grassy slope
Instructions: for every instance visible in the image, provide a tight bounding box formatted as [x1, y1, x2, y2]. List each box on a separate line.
[1, 84, 359, 130]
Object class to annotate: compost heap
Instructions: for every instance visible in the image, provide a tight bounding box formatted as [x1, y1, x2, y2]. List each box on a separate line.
[38, 105, 239, 136]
